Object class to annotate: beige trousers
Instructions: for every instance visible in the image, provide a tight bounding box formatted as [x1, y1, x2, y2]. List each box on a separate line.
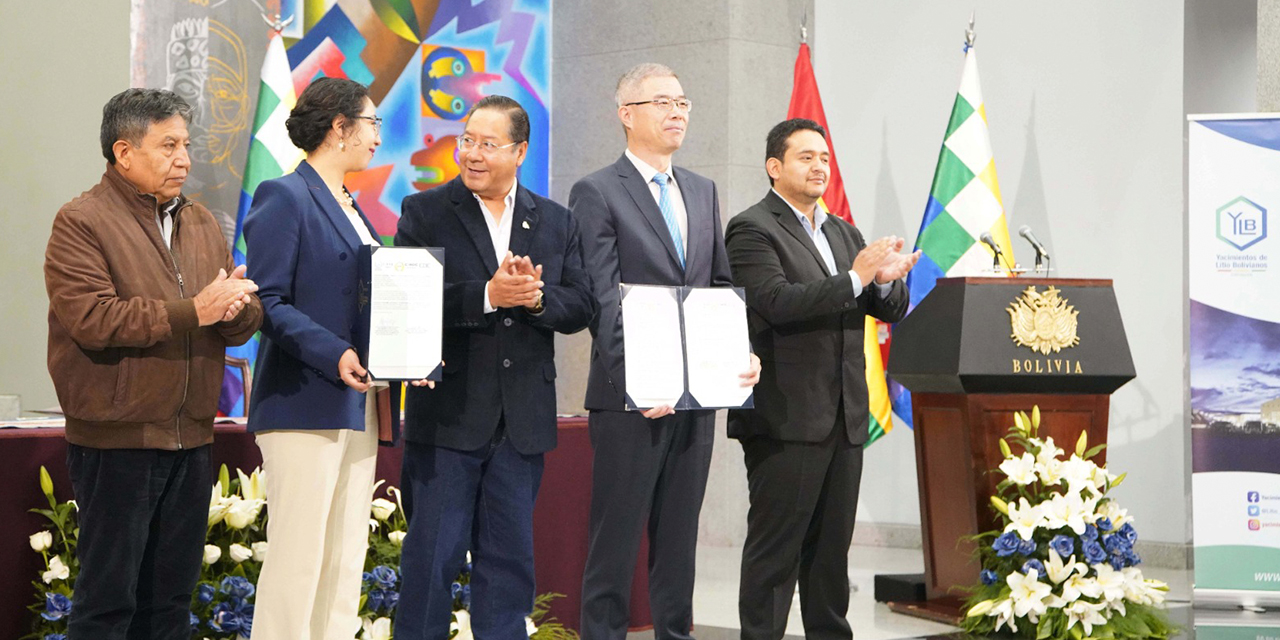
[250, 393, 379, 640]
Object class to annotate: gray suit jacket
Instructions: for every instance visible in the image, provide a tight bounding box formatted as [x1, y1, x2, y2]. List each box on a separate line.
[569, 153, 733, 411]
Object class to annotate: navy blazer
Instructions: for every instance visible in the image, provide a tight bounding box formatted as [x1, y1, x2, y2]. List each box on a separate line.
[395, 176, 594, 455]
[244, 161, 397, 438]
[569, 154, 733, 412]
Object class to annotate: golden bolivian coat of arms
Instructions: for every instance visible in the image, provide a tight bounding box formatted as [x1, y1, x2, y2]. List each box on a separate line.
[1006, 285, 1080, 354]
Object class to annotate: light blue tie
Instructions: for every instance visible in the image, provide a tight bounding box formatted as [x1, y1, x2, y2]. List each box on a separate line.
[651, 172, 685, 268]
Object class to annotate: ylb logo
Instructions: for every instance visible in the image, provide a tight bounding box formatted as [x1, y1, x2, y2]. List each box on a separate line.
[1217, 196, 1268, 251]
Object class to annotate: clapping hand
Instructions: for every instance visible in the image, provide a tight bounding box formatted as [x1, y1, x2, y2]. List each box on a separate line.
[489, 252, 543, 308]
[873, 236, 921, 284]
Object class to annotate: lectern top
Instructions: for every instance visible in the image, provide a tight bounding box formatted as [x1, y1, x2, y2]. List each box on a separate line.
[940, 277, 1114, 288]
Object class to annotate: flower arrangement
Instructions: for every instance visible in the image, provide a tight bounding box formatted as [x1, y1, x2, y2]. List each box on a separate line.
[26, 465, 576, 640]
[961, 408, 1177, 639]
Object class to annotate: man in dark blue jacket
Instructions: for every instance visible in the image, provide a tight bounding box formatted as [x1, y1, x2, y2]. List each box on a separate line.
[392, 95, 595, 640]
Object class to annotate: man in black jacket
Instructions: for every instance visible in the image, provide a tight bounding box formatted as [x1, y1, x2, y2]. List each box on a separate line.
[393, 95, 595, 640]
[726, 118, 919, 640]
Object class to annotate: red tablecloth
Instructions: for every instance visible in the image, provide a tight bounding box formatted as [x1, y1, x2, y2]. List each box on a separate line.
[0, 419, 652, 638]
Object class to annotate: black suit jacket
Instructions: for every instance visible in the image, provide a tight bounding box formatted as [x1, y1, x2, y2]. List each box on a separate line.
[395, 177, 595, 455]
[569, 153, 733, 412]
[725, 190, 908, 445]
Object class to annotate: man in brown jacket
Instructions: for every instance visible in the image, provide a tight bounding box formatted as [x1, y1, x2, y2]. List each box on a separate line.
[44, 88, 262, 640]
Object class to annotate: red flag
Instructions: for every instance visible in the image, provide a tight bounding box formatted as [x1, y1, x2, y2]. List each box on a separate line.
[786, 43, 852, 224]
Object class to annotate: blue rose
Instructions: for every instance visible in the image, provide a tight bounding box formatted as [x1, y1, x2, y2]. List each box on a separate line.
[382, 590, 399, 613]
[1082, 538, 1107, 565]
[1118, 523, 1138, 545]
[237, 603, 255, 636]
[991, 531, 1021, 557]
[190, 612, 199, 629]
[44, 634, 67, 640]
[40, 593, 72, 621]
[362, 571, 373, 585]
[980, 569, 999, 586]
[197, 583, 216, 604]
[1082, 524, 1099, 541]
[1021, 559, 1046, 578]
[1017, 537, 1037, 556]
[209, 601, 243, 634]
[1096, 517, 1114, 532]
[371, 565, 398, 590]
[451, 581, 464, 599]
[1049, 534, 1075, 559]
[1126, 547, 1142, 567]
[220, 575, 256, 599]
[368, 589, 386, 613]
[462, 583, 471, 611]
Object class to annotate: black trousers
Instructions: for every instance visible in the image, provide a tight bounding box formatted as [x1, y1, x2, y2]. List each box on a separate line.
[580, 409, 715, 640]
[66, 443, 211, 640]
[738, 417, 865, 640]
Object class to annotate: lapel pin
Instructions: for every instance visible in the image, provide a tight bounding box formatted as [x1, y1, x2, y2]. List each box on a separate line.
[522, 220, 531, 229]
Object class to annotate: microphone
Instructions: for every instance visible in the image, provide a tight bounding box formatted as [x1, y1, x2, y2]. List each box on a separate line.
[1017, 225, 1050, 272]
[979, 232, 1012, 273]
[1018, 225, 1050, 259]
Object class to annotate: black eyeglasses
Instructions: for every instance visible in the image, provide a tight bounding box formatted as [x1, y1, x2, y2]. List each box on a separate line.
[353, 115, 383, 132]
[623, 97, 693, 113]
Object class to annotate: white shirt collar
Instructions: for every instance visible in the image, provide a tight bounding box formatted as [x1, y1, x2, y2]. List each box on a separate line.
[772, 188, 825, 232]
[472, 178, 519, 212]
[625, 148, 676, 187]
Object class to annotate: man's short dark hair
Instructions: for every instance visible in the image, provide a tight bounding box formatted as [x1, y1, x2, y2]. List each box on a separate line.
[285, 77, 371, 152]
[468, 95, 530, 144]
[764, 118, 826, 185]
[100, 89, 194, 165]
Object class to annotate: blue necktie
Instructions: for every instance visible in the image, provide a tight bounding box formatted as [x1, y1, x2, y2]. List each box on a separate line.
[651, 172, 685, 268]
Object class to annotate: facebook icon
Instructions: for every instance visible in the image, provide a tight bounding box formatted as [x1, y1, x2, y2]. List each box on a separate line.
[1249, 491, 1262, 503]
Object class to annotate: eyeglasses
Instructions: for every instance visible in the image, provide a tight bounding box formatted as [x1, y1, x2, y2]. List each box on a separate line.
[624, 97, 693, 113]
[353, 115, 383, 133]
[457, 135, 520, 154]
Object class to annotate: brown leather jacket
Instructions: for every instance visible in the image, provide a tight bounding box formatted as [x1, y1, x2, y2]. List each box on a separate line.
[45, 166, 263, 450]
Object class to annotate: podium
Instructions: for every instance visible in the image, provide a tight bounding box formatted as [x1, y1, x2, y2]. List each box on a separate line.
[883, 277, 1135, 623]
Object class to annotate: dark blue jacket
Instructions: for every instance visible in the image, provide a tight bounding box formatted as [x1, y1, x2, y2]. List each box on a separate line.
[396, 176, 594, 455]
[244, 161, 396, 437]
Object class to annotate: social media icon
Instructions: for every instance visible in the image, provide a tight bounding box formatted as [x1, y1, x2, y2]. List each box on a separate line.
[1249, 491, 1262, 503]
[1250, 506, 1262, 516]
[1250, 520, 1262, 531]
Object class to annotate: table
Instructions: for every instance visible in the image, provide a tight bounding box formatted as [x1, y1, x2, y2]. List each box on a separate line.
[0, 419, 653, 638]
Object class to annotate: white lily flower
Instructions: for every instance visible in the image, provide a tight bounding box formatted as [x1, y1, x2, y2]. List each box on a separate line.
[223, 496, 264, 530]
[1091, 464, 1117, 490]
[369, 518, 380, 532]
[29, 531, 52, 552]
[1044, 552, 1085, 586]
[1144, 578, 1169, 606]
[208, 483, 230, 527]
[389, 530, 406, 547]
[1007, 570, 1052, 620]
[1092, 563, 1128, 608]
[237, 467, 267, 502]
[1064, 599, 1108, 636]
[1037, 457, 1065, 486]
[229, 543, 253, 563]
[999, 452, 1038, 486]
[371, 498, 397, 521]
[203, 544, 222, 565]
[361, 616, 392, 640]
[451, 609, 473, 640]
[1004, 497, 1043, 541]
[252, 541, 269, 562]
[1040, 492, 1091, 535]
[1064, 573, 1103, 602]
[1060, 455, 1099, 497]
[42, 555, 69, 583]
[1096, 499, 1133, 529]
[526, 616, 538, 637]
[1035, 437, 1064, 466]
[988, 597, 1018, 633]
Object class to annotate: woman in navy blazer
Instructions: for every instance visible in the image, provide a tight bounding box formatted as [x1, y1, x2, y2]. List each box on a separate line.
[243, 78, 422, 640]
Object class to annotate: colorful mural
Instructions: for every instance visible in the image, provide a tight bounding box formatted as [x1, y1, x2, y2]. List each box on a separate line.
[132, 0, 553, 414]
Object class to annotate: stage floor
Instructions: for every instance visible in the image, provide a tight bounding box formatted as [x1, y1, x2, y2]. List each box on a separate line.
[624, 544, 1278, 639]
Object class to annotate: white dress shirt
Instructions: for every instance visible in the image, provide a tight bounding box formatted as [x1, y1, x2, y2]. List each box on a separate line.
[342, 201, 379, 247]
[772, 189, 891, 298]
[477, 179, 519, 314]
[156, 199, 180, 249]
[625, 148, 688, 256]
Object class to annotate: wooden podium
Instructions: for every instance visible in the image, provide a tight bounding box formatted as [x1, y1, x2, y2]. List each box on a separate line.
[883, 278, 1135, 623]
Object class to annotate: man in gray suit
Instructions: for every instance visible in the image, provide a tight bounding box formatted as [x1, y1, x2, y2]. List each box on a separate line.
[570, 63, 760, 640]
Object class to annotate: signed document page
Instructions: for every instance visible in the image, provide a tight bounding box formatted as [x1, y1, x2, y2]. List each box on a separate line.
[621, 284, 686, 410]
[683, 287, 752, 409]
[366, 247, 443, 381]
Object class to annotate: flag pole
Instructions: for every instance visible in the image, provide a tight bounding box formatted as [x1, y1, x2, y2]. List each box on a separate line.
[965, 12, 976, 49]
